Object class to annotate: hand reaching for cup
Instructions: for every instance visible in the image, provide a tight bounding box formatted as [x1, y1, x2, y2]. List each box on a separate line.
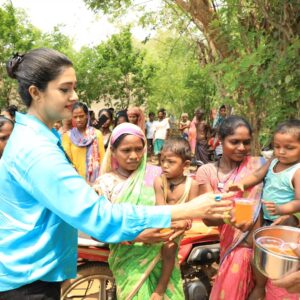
[262, 200, 281, 216]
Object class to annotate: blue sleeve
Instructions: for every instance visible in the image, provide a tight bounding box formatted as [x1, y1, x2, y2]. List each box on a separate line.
[21, 143, 171, 243]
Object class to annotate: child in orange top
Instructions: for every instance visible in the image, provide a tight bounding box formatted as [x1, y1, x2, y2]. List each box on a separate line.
[152, 137, 199, 299]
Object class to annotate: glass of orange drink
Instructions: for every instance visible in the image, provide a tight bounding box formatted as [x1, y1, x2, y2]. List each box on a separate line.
[234, 198, 255, 224]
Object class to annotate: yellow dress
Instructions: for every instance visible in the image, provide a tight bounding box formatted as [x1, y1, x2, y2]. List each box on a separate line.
[62, 129, 105, 181]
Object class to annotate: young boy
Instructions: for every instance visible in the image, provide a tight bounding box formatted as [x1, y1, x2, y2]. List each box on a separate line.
[152, 137, 199, 299]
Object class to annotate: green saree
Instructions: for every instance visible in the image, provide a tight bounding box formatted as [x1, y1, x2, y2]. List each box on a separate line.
[99, 155, 184, 299]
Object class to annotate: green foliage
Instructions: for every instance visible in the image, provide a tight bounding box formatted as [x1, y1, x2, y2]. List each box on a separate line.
[74, 27, 154, 110]
[0, 3, 75, 109]
[0, 2, 42, 108]
[144, 31, 215, 118]
[208, 0, 300, 148]
[83, 0, 299, 152]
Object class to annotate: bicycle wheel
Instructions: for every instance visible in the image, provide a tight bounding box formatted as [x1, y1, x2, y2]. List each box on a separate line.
[61, 262, 115, 300]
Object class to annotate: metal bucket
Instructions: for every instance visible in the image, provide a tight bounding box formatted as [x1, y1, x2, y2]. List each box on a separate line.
[253, 226, 300, 279]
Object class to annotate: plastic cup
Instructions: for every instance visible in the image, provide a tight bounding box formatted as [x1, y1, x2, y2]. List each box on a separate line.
[234, 198, 255, 224]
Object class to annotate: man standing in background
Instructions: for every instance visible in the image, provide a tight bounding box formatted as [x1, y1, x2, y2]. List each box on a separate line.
[153, 108, 170, 159]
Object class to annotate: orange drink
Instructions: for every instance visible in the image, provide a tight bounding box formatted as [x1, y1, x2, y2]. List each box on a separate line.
[234, 198, 254, 224]
[256, 237, 299, 257]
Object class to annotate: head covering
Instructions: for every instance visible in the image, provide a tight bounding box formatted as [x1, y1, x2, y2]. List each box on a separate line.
[70, 114, 100, 183]
[100, 123, 146, 175]
[127, 107, 145, 132]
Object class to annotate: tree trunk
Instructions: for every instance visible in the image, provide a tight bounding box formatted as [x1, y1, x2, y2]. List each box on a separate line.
[248, 96, 261, 156]
[174, 0, 230, 59]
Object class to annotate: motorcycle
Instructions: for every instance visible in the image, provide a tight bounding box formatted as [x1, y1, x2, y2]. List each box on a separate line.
[61, 222, 220, 300]
[179, 220, 220, 300]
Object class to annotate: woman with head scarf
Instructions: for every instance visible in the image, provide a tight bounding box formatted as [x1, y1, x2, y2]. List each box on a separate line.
[62, 102, 105, 184]
[127, 106, 145, 132]
[95, 123, 185, 299]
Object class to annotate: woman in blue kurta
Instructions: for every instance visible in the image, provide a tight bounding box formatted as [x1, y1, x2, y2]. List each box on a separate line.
[0, 48, 232, 299]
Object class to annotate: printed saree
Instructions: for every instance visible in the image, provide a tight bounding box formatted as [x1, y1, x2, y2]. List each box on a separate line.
[98, 123, 185, 300]
[197, 156, 264, 300]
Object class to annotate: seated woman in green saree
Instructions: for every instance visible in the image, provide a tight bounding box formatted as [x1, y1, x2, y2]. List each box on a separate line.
[95, 122, 185, 300]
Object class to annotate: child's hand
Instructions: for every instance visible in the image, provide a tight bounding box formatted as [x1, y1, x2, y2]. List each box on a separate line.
[171, 220, 191, 230]
[263, 200, 281, 216]
[227, 183, 244, 192]
[169, 220, 191, 241]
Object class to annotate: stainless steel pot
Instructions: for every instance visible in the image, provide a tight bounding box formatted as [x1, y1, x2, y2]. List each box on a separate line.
[253, 226, 300, 279]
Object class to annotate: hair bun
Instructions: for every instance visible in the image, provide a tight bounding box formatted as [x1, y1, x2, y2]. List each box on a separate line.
[6, 53, 24, 79]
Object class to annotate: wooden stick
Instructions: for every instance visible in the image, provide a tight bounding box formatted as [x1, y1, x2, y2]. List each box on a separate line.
[126, 253, 161, 300]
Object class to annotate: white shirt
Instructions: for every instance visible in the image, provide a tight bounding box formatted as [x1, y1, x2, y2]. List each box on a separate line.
[146, 120, 157, 139]
[154, 118, 170, 140]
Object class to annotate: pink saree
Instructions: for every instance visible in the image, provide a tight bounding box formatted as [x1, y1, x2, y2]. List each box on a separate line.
[197, 156, 264, 300]
[197, 156, 299, 299]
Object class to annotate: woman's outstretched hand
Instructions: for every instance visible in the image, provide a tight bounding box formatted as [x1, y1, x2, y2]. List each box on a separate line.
[191, 192, 234, 218]
[170, 192, 234, 221]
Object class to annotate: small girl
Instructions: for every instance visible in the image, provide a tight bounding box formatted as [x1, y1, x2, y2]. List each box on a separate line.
[230, 119, 300, 300]
[152, 137, 199, 299]
[95, 123, 186, 300]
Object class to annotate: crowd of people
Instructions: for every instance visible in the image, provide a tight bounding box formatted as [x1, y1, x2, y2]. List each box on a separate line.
[0, 47, 299, 300]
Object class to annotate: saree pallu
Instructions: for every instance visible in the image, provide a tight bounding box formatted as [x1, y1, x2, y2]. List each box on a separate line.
[209, 156, 264, 300]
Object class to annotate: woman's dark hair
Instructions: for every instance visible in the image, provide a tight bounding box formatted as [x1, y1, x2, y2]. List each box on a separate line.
[0, 116, 14, 130]
[274, 119, 300, 141]
[98, 108, 113, 121]
[219, 115, 252, 140]
[6, 48, 73, 107]
[72, 102, 89, 115]
[161, 137, 192, 161]
[114, 110, 128, 127]
[111, 133, 145, 149]
[3, 105, 18, 119]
